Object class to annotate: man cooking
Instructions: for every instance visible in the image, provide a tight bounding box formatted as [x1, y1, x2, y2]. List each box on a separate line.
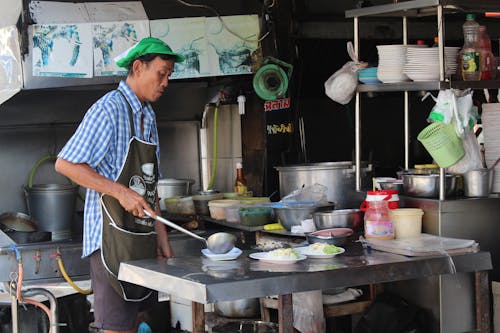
[55, 37, 185, 333]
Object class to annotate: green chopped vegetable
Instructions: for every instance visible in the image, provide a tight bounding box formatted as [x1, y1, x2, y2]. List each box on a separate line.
[322, 244, 342, 254]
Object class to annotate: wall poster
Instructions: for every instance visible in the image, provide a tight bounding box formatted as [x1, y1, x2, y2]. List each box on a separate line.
[32, 23, 92, 77]
[93, 20, 150, 76]
[205, 15, 260, 76]
[150, 17, 210, 79]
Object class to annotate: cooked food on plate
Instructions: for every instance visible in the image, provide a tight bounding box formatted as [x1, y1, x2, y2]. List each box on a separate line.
[308, 243, 342, 255]
[266, 248, 300, 259]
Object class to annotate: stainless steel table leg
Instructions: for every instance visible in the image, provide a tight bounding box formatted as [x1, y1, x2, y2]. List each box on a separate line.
[278, 294, 293, 333]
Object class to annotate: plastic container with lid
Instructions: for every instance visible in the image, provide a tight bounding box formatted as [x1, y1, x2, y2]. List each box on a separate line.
[238, 206, 273, 226]
[164, 196, 195, 215]
[364, 200, 394, 240]
[238, 197, 271, 205]
[224, 204, 246, 223]
[208, 199, 241, 220]
[389, 208, 424, 239]
[192, 192, 224, 216]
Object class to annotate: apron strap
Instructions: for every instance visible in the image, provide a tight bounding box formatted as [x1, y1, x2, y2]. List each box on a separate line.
[116, 89, 137, 139]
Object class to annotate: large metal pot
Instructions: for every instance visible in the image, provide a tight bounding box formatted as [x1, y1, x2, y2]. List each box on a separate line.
[25, 184, 78, 240]
[275, 162, 372, 209]
[214, 298, 260, 318]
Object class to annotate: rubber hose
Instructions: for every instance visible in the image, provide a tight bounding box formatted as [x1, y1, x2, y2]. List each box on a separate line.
[57, 255, 93, 295]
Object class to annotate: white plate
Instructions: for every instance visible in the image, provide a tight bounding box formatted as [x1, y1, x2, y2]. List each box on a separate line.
[202, 247, 242, 261]
[295, 246, 345, 259]
[249, 252, 307, 264]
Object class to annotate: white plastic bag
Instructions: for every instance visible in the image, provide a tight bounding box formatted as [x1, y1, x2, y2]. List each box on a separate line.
[446, 127, 483, 174]
[424, 90, 455, 124]
[424, 89, 475, 138]
[324, 42, 366, 105]
[281, 183, 328, 204]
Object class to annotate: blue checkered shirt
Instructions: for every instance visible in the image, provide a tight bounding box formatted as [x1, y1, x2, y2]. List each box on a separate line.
[58, 80, 160, 257]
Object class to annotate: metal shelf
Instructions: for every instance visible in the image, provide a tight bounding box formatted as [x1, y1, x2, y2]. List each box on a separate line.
[357, 81, 447, 92]
[357, 79, 500, 93]
[346, 0, 500, 18]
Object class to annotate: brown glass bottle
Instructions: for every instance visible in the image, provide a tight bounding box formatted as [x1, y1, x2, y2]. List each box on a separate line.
[234, 162, 248, 193]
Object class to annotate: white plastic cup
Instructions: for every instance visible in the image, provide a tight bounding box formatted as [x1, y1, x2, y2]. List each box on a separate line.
[389, 208, 424, 239]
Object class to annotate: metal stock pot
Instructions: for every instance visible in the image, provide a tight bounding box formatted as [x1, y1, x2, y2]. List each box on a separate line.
[275, 162, 372, 209]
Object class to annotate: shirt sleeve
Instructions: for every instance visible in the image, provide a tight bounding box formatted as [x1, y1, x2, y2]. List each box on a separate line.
[58, 102, 114, 169]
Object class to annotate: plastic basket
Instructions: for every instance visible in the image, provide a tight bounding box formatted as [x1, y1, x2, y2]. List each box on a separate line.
[417, 122, 465, 168]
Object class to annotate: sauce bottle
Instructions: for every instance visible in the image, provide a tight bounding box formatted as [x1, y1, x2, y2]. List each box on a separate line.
[364, 200, 394, 240]
[478, 25, 494, 80]
[234, 162, 248, 194]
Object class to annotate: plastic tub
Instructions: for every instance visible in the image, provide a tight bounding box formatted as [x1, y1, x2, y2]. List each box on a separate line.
[192, 193, 224, 216]
[239, 206, 273, 226]
[225, 204, 250, 223]
[164, 196, 195, 215]
[208, 200, 241, 220]
[223, 191, 253, 199]
[238, 197, 271, 205]
[389, 208, 424, 239]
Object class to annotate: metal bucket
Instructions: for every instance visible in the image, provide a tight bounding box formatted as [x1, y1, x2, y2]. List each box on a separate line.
[275, 162, 372, 209]
[463, 168, 494, 197]
[212, 320, 278, 333]
[157, 178, 194, 210]
[25, 184, 78, 240]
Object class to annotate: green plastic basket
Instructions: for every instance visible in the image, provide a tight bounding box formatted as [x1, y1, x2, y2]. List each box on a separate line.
[417, 122, 465, 168]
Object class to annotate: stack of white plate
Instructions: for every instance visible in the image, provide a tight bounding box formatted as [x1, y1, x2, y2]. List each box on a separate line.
[376, 45, 409, 83]
[482, 103, 500, 193]
[404, 47, 460, 81]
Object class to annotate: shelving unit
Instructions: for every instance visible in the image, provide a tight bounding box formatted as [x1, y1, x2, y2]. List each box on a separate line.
[345, 0, 500, 199]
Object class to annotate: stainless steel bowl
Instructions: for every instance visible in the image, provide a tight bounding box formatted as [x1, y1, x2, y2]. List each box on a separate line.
[379, 181, 404, 193]
[312, 209, 362, 230]
[274, 203, 335, 231]
[214, 298, 260, 318]
[305, 228, 353, 246]
[402, 174, 457, 198]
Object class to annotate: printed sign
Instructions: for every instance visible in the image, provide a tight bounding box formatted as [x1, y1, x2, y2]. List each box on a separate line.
[264, 98, 290, 112]
[267, 123, 293, 135]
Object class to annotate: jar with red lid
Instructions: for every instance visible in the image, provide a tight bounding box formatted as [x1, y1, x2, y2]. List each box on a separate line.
[364, 200, 394, 240]
[360, 190, 399, 212]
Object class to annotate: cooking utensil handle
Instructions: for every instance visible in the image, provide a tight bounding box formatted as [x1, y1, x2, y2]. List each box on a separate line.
[490, 157, 500, 171]
[144, 210, 206, 243]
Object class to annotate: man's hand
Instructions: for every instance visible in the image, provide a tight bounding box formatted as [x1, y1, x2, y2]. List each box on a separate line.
[116, 185, 155, 218]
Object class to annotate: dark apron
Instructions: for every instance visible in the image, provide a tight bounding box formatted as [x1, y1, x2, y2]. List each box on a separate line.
[100, 90, 158, 301]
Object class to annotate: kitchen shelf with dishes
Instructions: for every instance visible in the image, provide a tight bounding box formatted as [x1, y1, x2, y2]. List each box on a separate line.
[357, 79, 500, 93]
[345, 0, 500, 200]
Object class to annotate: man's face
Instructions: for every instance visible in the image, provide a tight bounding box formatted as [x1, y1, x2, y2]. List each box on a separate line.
[134, 57, 175, 103]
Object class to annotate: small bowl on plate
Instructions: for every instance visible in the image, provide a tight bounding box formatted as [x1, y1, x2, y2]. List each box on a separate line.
[305, 228, 354, 246]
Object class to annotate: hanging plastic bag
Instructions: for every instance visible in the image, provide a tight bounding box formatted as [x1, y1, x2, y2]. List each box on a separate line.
[281, 183, 328, 204]
[446, 127, 483, 174]
[324, 42, 367, 105]
[452, 89, 474, 137]
[423, 90, 455, 124]
[424, 89, 475, 138]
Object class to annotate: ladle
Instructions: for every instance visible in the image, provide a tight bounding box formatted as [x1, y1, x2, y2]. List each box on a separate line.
[144, 210, 236, 254]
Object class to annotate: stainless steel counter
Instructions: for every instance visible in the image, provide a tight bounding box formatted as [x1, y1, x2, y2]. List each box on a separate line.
[119, 249, 492, 333]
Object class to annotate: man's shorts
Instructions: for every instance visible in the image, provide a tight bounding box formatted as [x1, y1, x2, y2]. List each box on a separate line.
[90, 250, 157, 331]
